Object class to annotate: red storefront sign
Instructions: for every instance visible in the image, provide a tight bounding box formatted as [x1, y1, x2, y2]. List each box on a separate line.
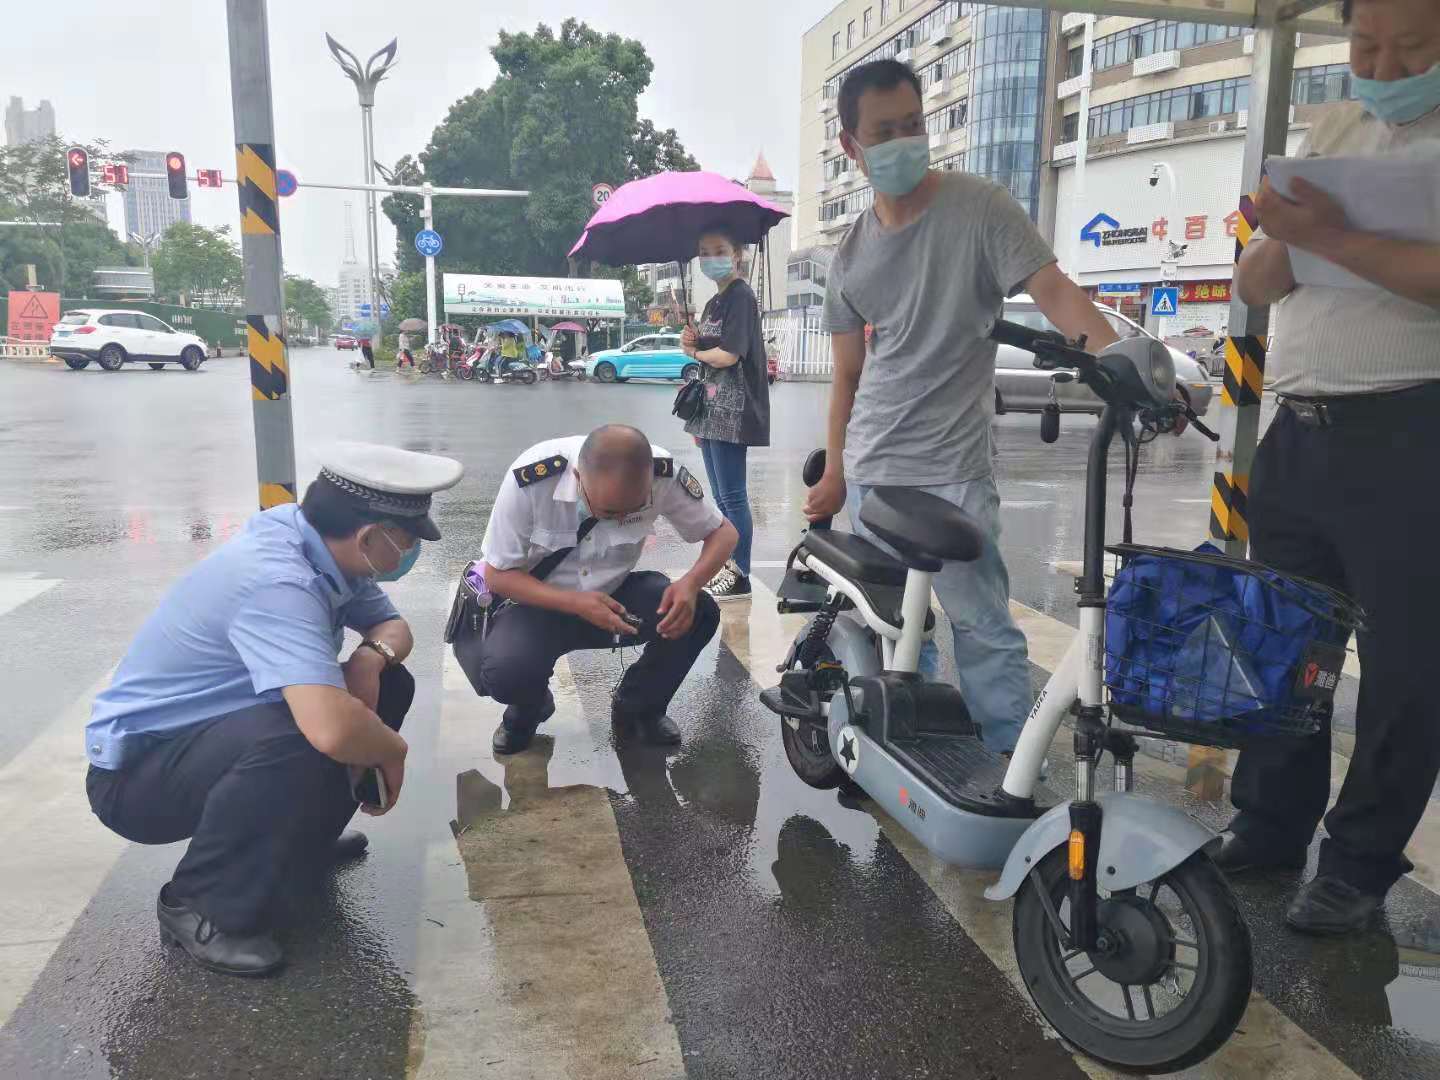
[1176, 281, 1231, 303]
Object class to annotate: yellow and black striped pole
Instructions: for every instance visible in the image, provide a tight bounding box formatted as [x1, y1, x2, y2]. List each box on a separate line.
[227, 0, 297, 510]
[1191, 25, 1297, 800]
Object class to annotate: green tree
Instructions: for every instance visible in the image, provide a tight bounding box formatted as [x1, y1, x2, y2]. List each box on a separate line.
[0, 134, 135, 294]
[283, 274, 333, 333]
[381, 18, 698, 281]
[152, 222, 242, 305]
[387, 270, 427, 325]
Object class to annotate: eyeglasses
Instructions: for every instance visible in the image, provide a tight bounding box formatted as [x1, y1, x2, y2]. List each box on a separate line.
[578, 478, 651, 522]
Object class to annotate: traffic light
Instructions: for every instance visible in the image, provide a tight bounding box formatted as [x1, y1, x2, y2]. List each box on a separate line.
[166, 152, 188, 199]
[66, 146, 90, 197]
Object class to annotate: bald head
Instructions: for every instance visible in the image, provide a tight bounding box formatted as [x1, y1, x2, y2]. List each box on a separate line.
[575, 425, 653, 519]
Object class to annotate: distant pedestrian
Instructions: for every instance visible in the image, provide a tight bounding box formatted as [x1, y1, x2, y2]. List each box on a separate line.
[681, 224, 770, 603]
[360, 338, 375, 370]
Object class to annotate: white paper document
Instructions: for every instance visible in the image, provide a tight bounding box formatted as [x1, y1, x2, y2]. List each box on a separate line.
[1265, 150, 1440, 291]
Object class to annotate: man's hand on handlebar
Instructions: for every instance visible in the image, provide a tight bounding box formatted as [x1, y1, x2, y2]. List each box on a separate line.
[804, 470, 846, 521]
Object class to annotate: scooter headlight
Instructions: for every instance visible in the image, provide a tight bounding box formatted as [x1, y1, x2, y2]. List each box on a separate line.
[1096, 337, 1175, 409]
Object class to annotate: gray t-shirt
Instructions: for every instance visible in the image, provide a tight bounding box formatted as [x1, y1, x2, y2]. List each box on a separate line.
[822, 171, 1056, 486]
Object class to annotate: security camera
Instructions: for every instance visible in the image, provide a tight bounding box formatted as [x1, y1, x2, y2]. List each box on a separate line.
[1148, 164, 1162, 188]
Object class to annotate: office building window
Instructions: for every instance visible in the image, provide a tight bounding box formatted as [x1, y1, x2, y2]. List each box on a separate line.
[864, 7, 874, 37]
[824, 155, 849, 180]
[923, 44, 970, 88]
[821, 3, 967, 101]
[832, 31, 841, 60]
[1293, 63, 1356, 105]
[1061, 112, 1079, 142]
[821, 186, 875, 222]
[847, 20, 856, 50]
[1087, 76, 1250, 138]
[967, 4, 1046, 219]
[1066, 46, 1084, 79]
[1090, 20, 1245, 73]
[935, 150, 968, 172]
[925, 99, 969, 134]
[881, 0, 891, 25]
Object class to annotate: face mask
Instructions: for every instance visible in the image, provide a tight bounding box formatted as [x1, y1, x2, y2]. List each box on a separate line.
[699, 256, 734, 281]
[363, 528, 421, 582]
[860, 134, 930, 196]
[1353, 62, 1440, 125]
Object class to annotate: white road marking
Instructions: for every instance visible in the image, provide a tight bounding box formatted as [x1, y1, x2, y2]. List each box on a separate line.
[0, 574, 60, 619]
[0, 669, 128, 1028]
[741, 578, 1365, 1080]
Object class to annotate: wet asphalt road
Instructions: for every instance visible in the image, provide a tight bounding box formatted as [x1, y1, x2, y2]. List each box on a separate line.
[1, 349, 1438, 1079]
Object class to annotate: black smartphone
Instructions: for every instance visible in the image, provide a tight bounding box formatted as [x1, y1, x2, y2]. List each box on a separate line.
[350, 767, 390, 810]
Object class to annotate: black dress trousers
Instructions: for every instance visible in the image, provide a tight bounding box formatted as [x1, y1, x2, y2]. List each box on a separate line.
[1229, 392, 1440, 894]
[87, 665, 414, 933]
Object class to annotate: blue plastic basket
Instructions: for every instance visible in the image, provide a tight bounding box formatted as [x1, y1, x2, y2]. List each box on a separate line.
[1104, 544, 1364, 749]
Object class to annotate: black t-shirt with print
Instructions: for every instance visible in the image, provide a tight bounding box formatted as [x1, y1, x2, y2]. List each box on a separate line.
[684, 278, 770, 447]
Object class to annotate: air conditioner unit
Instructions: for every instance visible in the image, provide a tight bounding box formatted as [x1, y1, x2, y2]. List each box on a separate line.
[929, 25, 952, 47]
[1052, 140, 1080, 162]
[1208, 120, 1229, 134]
[896, 47, 913, 64]
[1126, 121, 1175, 145]
[1057, 73, 1091, 100]
[1132, 50, 1181, 77]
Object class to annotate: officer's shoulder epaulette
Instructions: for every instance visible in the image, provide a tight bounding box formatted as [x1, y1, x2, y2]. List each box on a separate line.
[514, 454, 567, 488]
[653, 457, 675, 478]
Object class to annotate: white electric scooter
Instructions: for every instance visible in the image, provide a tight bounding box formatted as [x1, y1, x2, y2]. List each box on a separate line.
[762, 322, 1252, 1073]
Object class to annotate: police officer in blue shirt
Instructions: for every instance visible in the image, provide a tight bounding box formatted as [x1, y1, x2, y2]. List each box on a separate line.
[85, 443, 462, 976]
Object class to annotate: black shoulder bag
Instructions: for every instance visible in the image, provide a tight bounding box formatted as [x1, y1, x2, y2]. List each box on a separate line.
[444, 517, 599, 643]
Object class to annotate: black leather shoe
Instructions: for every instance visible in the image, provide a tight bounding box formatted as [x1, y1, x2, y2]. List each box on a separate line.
[157, 886, 283, 977]
[331, 830, 369, 860]
[638, 713, 682, 745]
[1286, 875, 1383, 935]
[493, 693, 556, 754]
[1212, 829, 1307, 874]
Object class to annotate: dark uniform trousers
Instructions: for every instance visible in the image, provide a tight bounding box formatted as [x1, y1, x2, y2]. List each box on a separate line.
[86, 665, 414, 933]
[454, 571, 720, 723]
[1231, 390, 1440, 894]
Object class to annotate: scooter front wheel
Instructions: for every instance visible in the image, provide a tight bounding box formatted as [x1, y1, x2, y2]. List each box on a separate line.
[1013, 847, 1251, 1074]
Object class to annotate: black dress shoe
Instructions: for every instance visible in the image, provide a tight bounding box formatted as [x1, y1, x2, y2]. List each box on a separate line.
[157, 886, 283, 977]
[611, 702, 681, 745]
[1286, 875, 1384, 935]
[331, 830, 369, 859]
[492, 693, 556, 754]
[1212, 829, 1307, 874]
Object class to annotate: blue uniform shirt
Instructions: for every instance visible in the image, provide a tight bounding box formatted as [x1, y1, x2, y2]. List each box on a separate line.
[86, 504, 400, 770]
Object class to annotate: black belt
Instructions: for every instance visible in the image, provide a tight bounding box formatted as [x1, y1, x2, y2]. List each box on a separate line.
[1279, 382, 1440, 428]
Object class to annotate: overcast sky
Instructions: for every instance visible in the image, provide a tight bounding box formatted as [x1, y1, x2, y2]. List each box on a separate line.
[6, 0, 831, 284]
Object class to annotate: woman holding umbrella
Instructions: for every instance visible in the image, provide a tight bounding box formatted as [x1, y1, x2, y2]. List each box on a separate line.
[681, 225, 770, 602]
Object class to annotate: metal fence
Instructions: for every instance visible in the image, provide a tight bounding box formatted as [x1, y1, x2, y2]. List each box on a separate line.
[763, 309, 833, 381]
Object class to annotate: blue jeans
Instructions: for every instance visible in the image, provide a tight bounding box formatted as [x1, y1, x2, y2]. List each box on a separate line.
[846, 474, 1030, 752]
[698, 439, 752, 576]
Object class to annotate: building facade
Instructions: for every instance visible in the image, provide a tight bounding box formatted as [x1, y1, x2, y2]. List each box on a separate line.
[1042, 14, 1351, 337]
[797, 1, 1051, 258]
[4, 97, 56, 146]
[121, 150, 192, 242]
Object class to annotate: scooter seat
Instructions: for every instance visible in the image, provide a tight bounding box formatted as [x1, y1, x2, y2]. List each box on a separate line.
[860, 487, 985, 568]
[798, 529, 908, 588]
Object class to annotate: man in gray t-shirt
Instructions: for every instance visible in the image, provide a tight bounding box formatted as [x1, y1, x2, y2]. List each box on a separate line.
[805, 59, 1119, 752]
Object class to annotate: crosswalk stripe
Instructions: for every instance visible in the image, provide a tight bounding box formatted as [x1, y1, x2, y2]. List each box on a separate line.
[412, 650, 684, 1079]
[0, 574, 60, 620]
[738, 577, 1363, 1080]
[0, 669, 127, 1029]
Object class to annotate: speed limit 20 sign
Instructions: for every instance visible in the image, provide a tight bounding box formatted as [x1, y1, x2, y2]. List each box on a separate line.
[591, 182, 615, 208]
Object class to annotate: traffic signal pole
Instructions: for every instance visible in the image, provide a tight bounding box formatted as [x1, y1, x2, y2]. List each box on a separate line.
[225, 0, 297, 510]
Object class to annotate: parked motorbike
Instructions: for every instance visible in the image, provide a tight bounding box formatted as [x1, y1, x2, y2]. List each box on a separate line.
[474, 350, 539, 385]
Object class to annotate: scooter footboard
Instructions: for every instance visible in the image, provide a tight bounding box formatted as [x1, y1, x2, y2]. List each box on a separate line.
[984, 793, 1220, 900]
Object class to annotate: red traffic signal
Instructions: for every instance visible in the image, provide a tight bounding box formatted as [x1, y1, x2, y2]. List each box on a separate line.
[66, 146, 90, 197]
[196, 168, 223, 189]
[166, 152, 188, 199]
[101, 162, 130, 187]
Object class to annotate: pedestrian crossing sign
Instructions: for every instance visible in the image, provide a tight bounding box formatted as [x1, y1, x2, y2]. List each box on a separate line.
[1150, 287, 1179, 317]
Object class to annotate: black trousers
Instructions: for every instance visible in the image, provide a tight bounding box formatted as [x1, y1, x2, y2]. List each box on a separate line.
[1230, 397, 1440, 894]
[86, 666, 414, 933]
[454, 571, 720, 724]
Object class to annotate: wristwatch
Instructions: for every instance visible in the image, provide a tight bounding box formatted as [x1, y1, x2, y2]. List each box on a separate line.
[359, 639, 398, 666]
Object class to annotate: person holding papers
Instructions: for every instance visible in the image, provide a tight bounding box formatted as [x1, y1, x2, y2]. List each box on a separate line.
[1219, 0, 1440, 936]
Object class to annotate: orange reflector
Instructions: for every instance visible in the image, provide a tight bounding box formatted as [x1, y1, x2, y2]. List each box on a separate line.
[1068, 829, 1086, 880]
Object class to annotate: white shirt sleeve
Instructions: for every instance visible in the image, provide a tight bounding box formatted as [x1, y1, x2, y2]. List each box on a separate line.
[654, 470, 724, 544]
[479, 475, 534, 570]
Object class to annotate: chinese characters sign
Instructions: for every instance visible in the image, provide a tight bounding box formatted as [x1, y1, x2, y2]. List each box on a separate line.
[7, 291, 60, 342]
[442, 274, 625, 319]
[1176, 281, 1231, 303]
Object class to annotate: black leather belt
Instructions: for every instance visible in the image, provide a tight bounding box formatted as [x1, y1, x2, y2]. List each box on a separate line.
[1279, 382, 1440, 428]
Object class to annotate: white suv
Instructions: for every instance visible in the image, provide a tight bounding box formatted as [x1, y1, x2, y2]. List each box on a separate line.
[49, 309, 209, 372]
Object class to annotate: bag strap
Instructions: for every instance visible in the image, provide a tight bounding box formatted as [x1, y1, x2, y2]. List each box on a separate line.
[530, 516, 599, 582]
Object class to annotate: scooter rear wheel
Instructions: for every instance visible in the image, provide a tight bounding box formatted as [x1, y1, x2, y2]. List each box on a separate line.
[456, 363, 475, 381]
[1012, 847, 1251, 1074]
[778, 645, 848, 790]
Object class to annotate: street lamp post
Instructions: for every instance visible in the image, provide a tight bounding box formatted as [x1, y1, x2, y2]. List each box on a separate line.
[1149, 162, 1184, 343]
[325, 34, 398, 342]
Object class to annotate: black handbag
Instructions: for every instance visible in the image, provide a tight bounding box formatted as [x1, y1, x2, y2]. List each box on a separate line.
[672, 375, 706, 421]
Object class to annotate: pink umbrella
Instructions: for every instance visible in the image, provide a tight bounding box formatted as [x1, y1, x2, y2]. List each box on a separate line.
[569, 170, 789, 268]
[548, 321, 588, 333]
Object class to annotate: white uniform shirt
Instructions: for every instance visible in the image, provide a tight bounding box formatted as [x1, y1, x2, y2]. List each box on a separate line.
[480, 435, 724, 596]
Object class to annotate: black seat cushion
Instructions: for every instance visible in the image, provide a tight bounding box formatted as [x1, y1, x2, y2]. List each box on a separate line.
[859, 487, 985, 566]
[798, 529, 908, 587]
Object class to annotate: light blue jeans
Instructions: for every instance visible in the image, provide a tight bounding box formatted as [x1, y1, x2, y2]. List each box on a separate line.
[846, 474, 1031, 752]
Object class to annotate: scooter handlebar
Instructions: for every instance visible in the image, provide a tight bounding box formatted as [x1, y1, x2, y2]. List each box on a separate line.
[988, 318, 1094, 371]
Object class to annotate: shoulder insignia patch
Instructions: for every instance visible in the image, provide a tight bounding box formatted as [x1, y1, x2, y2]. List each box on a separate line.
[677, 466, 703, 500]
[653, 457, 675, 478]
[514, 454, 567, 488]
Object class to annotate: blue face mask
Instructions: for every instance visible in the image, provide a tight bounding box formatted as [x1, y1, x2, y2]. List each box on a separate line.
[1353, 62, 1440, 125]
[860, 134, 930, 196]
[366, 528, 422, 582]
[698, 256, 735, 281]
